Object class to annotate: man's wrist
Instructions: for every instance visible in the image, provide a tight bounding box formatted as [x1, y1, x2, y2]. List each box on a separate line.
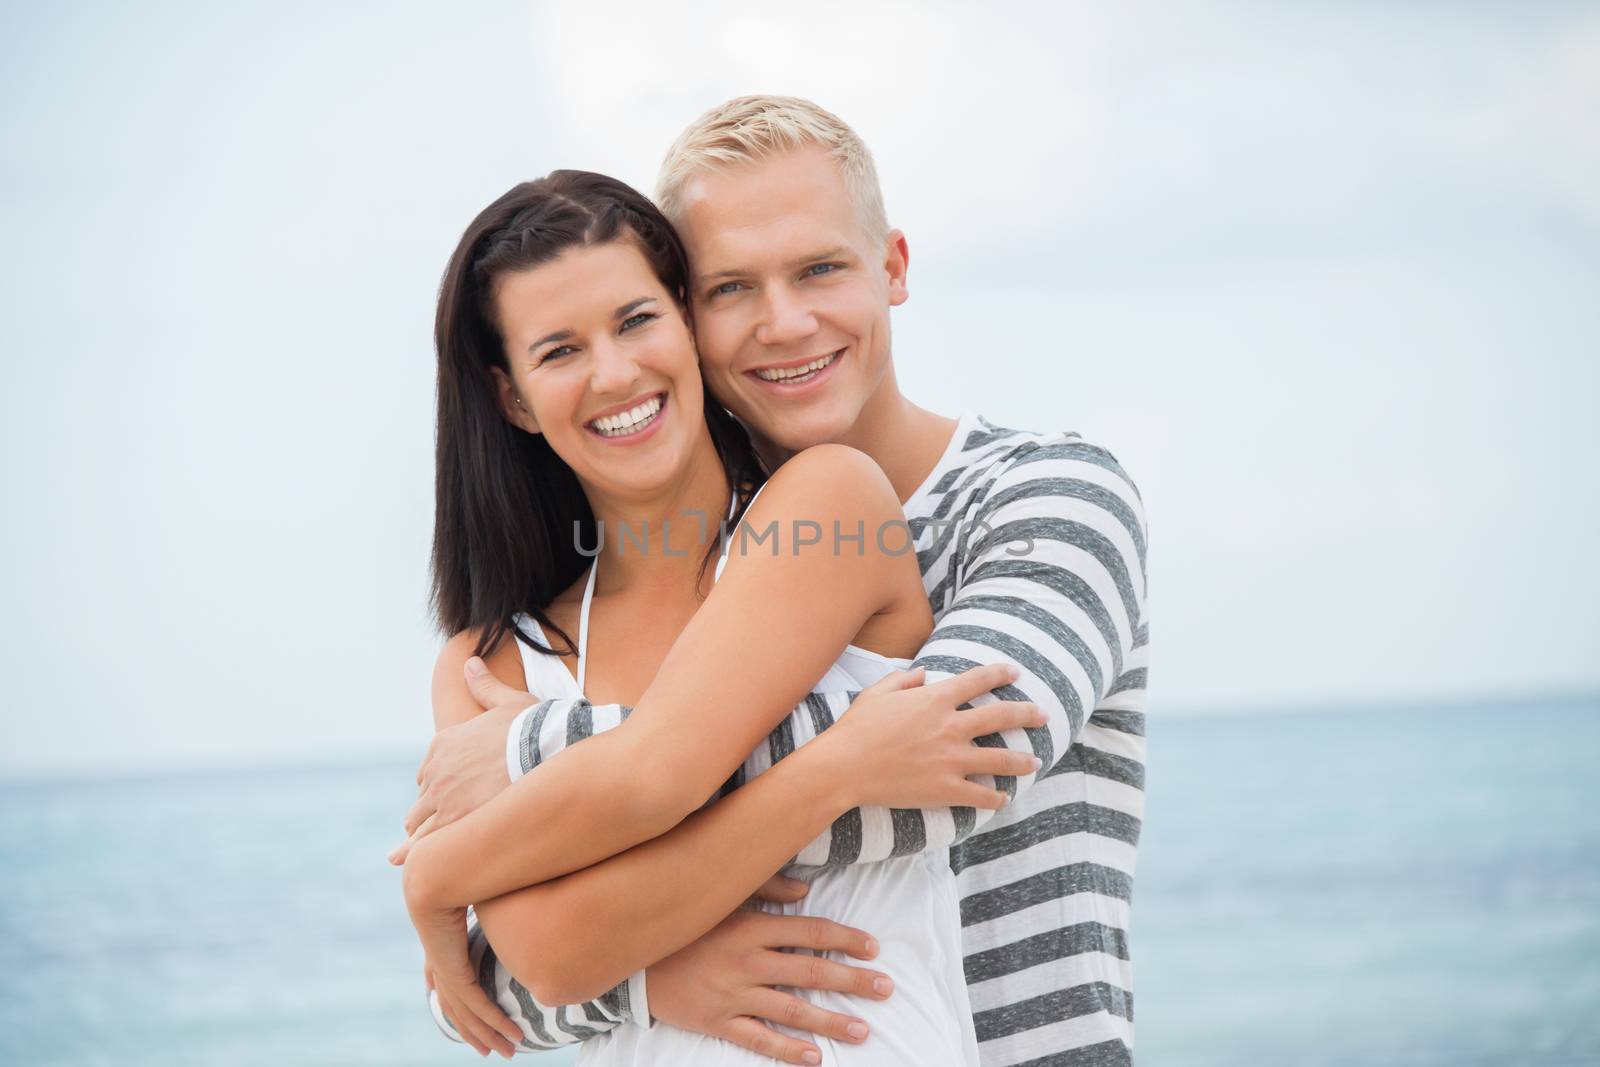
[505, 704, 537, 783]
[623, 968, 653, 1029]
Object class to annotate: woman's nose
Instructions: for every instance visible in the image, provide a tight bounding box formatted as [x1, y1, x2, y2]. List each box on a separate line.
[589, 337, 642, 395]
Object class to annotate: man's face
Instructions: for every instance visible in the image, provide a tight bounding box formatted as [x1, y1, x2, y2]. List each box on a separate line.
[676, 147, 908, 455]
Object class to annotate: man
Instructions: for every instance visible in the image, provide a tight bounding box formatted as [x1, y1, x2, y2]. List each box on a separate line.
[404, 95, 1149, 1066]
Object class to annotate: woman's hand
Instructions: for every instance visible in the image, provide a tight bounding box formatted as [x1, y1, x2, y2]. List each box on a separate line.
[405, 869, 523, 1058]
[809, 662, 1048, 811]
[389, 658, 536, 866]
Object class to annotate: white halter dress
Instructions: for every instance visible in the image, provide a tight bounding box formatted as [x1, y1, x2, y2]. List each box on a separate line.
[511, 487, 979, 1066]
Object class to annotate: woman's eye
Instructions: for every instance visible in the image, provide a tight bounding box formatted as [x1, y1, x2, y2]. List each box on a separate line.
[620, 312, 656, 332]
[542, 345, 576, 362]
[711, 281, 743, 297]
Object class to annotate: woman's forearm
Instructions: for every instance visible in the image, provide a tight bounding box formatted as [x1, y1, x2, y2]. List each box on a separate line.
[406, 451, 918, 914]
[404, 726, 689, 911]
[474, 739, 857, 1005]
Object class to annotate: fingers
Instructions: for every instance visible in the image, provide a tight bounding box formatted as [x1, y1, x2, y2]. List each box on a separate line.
[716, 1016, 822, 1066]
[860, 665, 925, 694]
[755, 913, 879, 960]
[438, 982, 518, 1059]
[458, 979, 524, 1054]
[436, 989, 492, 1056]
[404, 793, 436, 837]
[751, 873, 810, 904]
[766, 950, 895, 1002]
[464, 656, 533, 712]
[416, 741, 434, 787]
[952, 781, 1011, 811]
[933, 661, 1021, 706]
[962, 744, 1045, 779]
[388, 813, 437, 866]
[957, 699, 1049, 739]
[746, 988, 872, 1048]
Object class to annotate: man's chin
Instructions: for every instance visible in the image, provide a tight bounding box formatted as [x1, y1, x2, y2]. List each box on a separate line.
[762, 407, 858, 454]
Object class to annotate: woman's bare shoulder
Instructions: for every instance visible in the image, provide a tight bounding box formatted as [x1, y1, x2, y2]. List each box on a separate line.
[431, 626, 527, 729]
[751, 443, 899, 524]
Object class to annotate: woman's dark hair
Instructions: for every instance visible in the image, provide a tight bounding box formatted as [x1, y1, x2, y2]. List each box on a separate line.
[431, 170, 766, 659]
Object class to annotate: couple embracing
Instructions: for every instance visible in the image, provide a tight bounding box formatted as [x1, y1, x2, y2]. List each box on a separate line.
[391, 95, 1150, 1067]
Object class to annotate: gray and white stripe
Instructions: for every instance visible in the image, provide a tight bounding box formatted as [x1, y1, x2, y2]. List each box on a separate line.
[468, 413, 1150, 1066]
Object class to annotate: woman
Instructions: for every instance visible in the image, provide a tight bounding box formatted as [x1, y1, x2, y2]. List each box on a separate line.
[406, 171, 1043, 1064]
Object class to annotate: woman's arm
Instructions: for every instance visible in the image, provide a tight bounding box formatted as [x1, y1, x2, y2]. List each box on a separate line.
[419, 629, 634, 1054]
[404, 444, 925, 911]
[476, 665, 1042, 1004]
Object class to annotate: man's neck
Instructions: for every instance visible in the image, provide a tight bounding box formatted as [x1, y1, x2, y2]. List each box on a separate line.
[757, 365, 960, 504]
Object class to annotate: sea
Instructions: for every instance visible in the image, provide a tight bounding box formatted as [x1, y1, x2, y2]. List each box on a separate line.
[3, 695, 1597, 1066]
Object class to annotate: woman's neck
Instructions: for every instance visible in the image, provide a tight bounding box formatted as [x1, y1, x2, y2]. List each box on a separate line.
[581, 433, 734, 599]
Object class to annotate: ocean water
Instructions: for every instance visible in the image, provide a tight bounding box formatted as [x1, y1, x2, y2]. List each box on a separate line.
[2, 696, 1597, 1066]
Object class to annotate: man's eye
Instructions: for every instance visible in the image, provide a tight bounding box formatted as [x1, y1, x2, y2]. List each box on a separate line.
[620, 312, 656, 332]
[711, 281, 743, 297]
[803, 263, 839, 278]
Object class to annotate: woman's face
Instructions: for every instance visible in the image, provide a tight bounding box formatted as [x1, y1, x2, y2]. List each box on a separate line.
[490, 238, 706, 502]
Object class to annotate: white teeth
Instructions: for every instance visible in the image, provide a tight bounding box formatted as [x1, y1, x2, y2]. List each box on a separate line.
[589, 395, 663, 437]
[754, 351, 838, 382]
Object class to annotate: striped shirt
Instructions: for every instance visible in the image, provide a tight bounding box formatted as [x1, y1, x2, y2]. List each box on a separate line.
[445, 412, 1151, 1065]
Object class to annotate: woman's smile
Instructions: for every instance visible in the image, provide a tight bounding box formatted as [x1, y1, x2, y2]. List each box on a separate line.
[584, 391, 669, 443]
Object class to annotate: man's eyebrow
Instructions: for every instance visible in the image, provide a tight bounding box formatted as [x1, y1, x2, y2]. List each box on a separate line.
[696, 247, 852, 282]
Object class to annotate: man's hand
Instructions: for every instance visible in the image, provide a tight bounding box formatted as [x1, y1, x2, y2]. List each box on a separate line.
[647, 875, 893, 1066]
[404, 865, 522, 1059]
[388, 657, 537, 865]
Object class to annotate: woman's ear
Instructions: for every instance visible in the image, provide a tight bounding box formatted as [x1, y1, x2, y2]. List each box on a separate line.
[490, 366, 540, 434]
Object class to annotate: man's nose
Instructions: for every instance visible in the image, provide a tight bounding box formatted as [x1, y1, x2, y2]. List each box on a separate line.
[590, 337, 642, 396]
[754, 285, 819, 348]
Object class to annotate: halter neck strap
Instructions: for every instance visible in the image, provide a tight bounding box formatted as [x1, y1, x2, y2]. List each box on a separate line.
[576, 487, 748, 690]
[576, 559, 597, 692]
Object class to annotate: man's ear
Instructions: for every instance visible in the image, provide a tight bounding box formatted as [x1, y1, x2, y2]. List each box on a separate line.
[490, 366, 540, 434]
[883, 229, 910, 307]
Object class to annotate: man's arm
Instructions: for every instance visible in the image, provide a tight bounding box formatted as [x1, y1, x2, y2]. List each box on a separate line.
[428, 911, 635, 1052]
[474, 670, 1038, 1003]
[419, 630, 638, 1052]
[456, 667, 1037, 1065]
[505, 438, 1148, 867]
[401, 446, 929, 910]
[822, 437, 1149, 861]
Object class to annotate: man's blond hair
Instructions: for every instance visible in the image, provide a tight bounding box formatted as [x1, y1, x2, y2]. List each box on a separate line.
[656, 95, 890, 245]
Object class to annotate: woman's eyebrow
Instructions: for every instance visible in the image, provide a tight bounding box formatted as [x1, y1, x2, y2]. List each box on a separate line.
[528, 328, 572, 353]
[526, 298, 654, 352]
[612, 297, 655, 319]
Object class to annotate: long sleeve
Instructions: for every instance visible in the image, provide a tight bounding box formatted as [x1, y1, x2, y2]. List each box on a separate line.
[506, 697, 627, 781]
[800, 437, 1149, 864]
[503, 435, 1148, 871]
[428, 907, 648, 1052]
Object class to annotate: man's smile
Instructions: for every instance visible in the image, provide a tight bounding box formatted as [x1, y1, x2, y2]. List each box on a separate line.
[746, 347, 846, 390]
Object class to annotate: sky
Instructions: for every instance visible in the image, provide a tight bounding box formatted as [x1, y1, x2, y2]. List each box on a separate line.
[2, 1, 1596, 776]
